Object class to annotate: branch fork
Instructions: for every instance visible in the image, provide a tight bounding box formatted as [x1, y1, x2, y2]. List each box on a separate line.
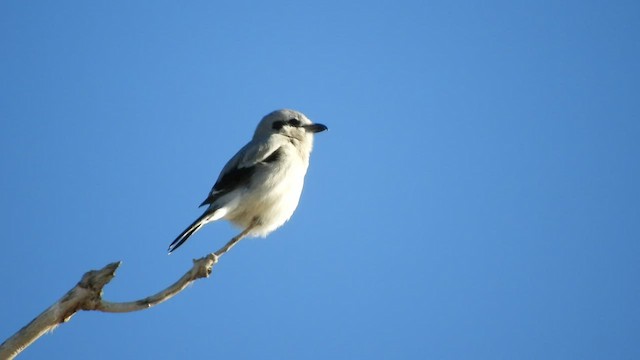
[0, 232, 246, 360]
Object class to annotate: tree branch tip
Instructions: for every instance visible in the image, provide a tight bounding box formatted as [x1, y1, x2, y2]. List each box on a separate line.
[77, 261, 121, 290]
[107, 261, 122, 269]
[102, 261, 122, 276]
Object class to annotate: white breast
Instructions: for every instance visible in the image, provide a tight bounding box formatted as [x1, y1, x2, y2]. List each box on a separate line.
[226, 144, 309, 236]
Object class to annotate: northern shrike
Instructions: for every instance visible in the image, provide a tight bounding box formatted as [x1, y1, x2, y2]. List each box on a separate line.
[168, 109, 328, 253]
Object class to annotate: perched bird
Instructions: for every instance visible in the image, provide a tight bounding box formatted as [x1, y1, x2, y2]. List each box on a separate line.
[168, 109, 328, 254]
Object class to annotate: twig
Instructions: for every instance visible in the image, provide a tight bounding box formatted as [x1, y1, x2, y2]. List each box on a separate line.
[0, 231, 251, 359]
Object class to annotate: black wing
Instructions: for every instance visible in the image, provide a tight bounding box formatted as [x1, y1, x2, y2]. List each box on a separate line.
[199, 166, 256, 207]
[199, 146, 283, 207]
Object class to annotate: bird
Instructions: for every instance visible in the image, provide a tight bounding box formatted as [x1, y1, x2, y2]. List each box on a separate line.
[167, 109, 328, 254]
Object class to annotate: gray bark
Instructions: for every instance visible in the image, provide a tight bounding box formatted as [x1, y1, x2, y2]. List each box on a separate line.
[0, 230, 249, 359]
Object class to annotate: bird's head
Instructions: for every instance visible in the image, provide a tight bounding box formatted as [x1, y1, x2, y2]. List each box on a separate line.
[254, 109, 328, 144]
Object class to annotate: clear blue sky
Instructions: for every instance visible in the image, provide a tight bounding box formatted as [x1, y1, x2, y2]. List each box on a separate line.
[1, 1, 639, 359]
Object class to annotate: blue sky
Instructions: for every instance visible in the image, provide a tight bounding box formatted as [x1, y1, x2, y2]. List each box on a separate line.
[1, 1, 639, 359]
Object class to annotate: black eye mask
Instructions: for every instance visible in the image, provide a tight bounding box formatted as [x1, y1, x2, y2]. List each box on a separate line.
[271, 120, 285, 130]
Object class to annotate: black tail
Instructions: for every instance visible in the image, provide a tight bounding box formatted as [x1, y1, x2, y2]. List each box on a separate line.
[168, 212, 209, 253]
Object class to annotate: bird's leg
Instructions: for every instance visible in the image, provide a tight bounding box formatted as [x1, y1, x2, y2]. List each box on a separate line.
[213, 219, 258, 258]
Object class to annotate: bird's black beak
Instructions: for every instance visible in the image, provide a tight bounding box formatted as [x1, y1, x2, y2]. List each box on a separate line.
[303, 123, 328, 133]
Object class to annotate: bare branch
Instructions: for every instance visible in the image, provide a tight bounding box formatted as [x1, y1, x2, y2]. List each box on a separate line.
[0, 230, 251, 359]
[96, 254, 217, 313]
[0, 262, 120, 360]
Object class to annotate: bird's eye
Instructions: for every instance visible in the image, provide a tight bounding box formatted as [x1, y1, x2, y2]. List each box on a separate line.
[287, 118, 301, 127]
[272, 121, 285, 130]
